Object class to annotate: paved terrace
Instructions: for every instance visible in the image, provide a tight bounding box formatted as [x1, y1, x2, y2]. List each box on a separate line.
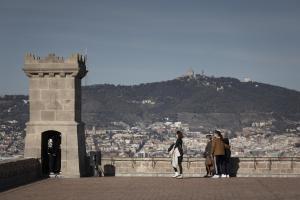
[1, 177, 300, 200]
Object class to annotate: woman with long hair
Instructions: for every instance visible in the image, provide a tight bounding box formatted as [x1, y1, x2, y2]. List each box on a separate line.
[169, 131, 184, 179]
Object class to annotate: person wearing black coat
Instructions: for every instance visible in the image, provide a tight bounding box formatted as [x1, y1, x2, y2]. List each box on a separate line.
[223, 137, 231, 178]
[204, 134, 214, 177]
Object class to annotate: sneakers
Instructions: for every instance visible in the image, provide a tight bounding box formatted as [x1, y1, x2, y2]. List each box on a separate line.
[211, 174, 229, 178]
[172, 172, 179, 178]
[176, 174, 183, 179]
[212, 175, 220, 178]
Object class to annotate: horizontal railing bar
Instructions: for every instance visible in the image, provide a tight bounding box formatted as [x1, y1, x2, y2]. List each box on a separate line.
[101, 157, 300, 162]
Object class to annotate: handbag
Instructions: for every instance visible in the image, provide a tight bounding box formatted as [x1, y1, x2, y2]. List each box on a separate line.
[205, 156, 213, 166]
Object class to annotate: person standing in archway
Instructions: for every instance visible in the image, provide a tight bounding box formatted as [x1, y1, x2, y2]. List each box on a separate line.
[48, 136, 59, 175]
[47, 138, 55, 175]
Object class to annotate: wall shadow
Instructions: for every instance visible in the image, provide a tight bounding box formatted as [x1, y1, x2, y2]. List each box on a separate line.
[229, 157, 240, 177]
[0, 158, 44, 192]
[103, 164, 116, 176]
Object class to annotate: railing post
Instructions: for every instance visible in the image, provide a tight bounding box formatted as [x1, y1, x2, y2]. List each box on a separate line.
[151, 157, 157, 169]
[131, 158, 136, 168]
[186, 157, 191, 169]
[268, 158, 272, 170]
[110, 157, 115, 165]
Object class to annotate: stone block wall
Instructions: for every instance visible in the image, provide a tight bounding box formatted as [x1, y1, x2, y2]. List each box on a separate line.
[28, 76, 76, 122]
[100, 157, 300, 177]
[0, 158, 42, 191]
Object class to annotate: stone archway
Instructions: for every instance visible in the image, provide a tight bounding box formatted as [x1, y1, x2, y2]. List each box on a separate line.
[41, 131, 61, 175]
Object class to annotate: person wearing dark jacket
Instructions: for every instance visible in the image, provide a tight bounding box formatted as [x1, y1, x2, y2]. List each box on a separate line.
[47, 138, 56, 175]
[169, 131, 184, 179]
[223, 137, 231, 178]
[204, 134, 214, 177]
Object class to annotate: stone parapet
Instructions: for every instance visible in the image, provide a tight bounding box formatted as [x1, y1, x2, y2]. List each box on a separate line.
[0, 158, 42, 191]
[100, 157, 300, 177]
[23, 53, 87, 78]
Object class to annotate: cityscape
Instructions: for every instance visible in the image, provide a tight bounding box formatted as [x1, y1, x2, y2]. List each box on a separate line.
[1, 117, 299, 160]
[84, 120, 300, 158]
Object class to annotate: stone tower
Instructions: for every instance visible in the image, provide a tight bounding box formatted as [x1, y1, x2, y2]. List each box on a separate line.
[23, 53, 88, 177]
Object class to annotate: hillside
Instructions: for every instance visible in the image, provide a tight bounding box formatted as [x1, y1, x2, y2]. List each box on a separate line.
[82, 74, 300, 132]
[1, 74, 300, 133]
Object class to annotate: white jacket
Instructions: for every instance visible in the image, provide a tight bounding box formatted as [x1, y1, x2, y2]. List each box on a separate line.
[170, 147, 181, 168]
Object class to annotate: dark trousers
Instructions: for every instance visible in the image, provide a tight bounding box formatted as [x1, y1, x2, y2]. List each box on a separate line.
[173, 156, 183, 174]
[215, 155, 225, 175]
[48, 154, 57, 173]
[223, 158, 230, 175]
[48, 154, 54, 173]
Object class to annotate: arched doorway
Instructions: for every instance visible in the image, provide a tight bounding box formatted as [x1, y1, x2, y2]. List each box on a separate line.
[41, 131, 61, 175]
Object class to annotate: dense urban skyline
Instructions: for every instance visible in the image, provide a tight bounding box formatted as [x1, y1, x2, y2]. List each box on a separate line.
[0, 0, 300, 94]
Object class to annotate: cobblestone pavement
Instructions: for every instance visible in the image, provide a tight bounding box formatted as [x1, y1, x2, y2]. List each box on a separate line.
[1, 177, 300, 200]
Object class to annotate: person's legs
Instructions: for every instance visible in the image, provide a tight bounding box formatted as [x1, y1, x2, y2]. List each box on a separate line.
[53, 155, 58, 173]
[209, 165, 214, 176]
[219, 155, 226, 176]
[213, 156, 217, 175]
[172, 167, 179, 177]
[175, 156, 183, 179]
[215, 155, 221, 176]
[205, 164, 209, 175]
[224, 158, 230, 176]
[205, 158, 213, 177]
[48, 154, 54, 174]
[205, 157, 210, 176]
[178, 156, 183, 174]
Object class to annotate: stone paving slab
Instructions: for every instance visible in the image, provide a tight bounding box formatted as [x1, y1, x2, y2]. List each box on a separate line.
[1, 177, 300, 200]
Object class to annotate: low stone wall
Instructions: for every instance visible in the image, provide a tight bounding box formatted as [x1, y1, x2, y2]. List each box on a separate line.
[101, 157, 300, 177]
[0, 158, 42, 191]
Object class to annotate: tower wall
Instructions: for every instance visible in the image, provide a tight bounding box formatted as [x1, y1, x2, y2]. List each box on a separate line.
[23, 53, 88, 177]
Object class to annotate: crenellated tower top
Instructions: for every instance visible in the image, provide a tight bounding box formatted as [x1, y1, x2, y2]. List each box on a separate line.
[23, 53, 87, 78]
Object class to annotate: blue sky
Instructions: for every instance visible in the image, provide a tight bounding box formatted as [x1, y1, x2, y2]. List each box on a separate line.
[0, 0, 300, 94]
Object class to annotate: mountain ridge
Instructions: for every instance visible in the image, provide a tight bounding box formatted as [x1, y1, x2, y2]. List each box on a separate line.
[1, 74, 300, 133]
[82, 74, 300, 132]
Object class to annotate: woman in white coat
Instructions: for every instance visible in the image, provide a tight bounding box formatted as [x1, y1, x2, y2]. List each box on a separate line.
[169, 131, 184, 179]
